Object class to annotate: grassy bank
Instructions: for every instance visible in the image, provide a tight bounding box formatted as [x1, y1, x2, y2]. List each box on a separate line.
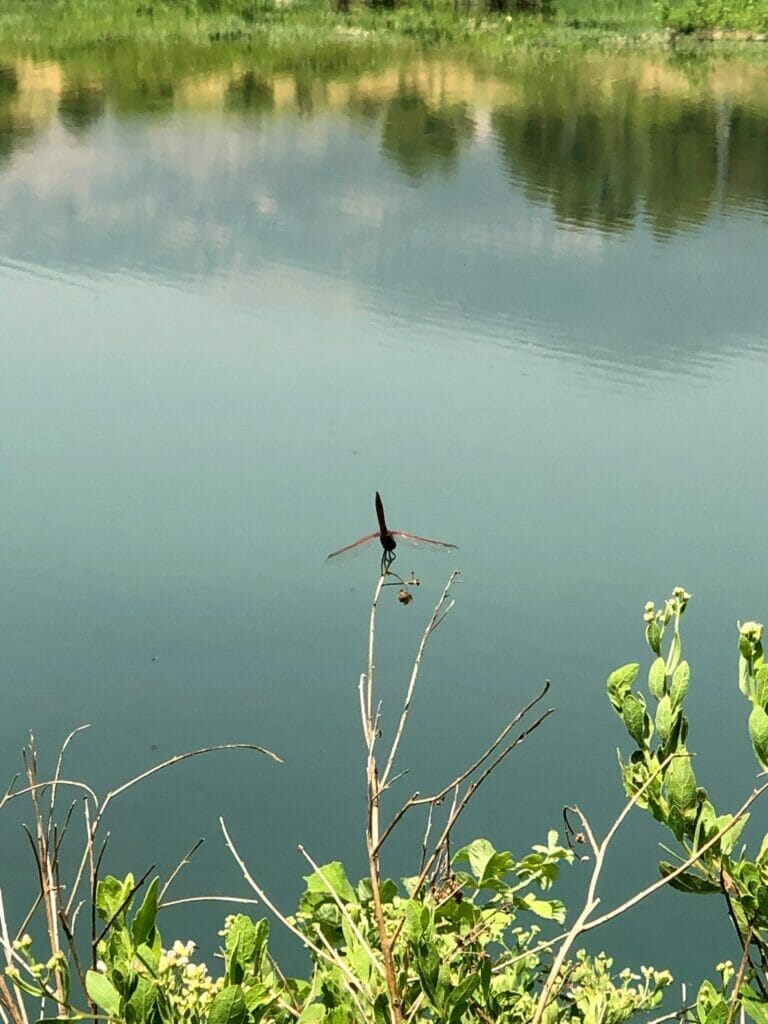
[0, 0, 766, 64]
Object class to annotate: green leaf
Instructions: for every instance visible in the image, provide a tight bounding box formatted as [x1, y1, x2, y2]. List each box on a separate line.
[666, 632, 682, 676]
[646, 619, 662, 655]
[96, 875, 129, 924]
[453, 840, 515, 890]
[126, 975, 157, 1022]
[670, 661, 690, 709]
[607, 664, 639, 711]
[648, 657, 666, 700]
[621, 692, 648, 747]
[224, 915, 267, 984]
[698, 980, 726, 1024]
[742, 992, 768, 1024]
[131, 877, 159, 947]
[454, 838, 497, 883]
[414, 943, 441, 1008]
[446, 974, 480, 1021]
[404, 900, 430, 943]
[297, 1006, 326, 1024]
[479, 956, 491, 1003]
[655, 695, 673, 744]
[514, 893, 566, 923]
[718, 813, 749, 856]
[659, 862, 720, 894]
[739, 655, 751, 697]
[756, 664, 768, 707]
[667, 805, 687, 842]
[86, 970, 122, 1017]
[243, 982, 278, 1013]
[749, 705, 768, 769]
[667, 750, 696, 812]
[208, 984, 248, 1024]
[135, 938, 160, 974]
[303, 862, 355, 904]
[226, 929, 242, 986]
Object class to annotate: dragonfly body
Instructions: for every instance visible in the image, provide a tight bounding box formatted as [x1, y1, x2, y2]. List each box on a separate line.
[375, 491, 398, 558]
[327, 492, 457, 575]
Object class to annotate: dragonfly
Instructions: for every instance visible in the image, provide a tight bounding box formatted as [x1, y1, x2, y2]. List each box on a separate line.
[326, 492, 458, 575]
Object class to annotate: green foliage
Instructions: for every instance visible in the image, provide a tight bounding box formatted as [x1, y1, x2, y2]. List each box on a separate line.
[655, 0, 768, 33]
[8, 845, 673, 1023]
[607, 587, 768, 1024]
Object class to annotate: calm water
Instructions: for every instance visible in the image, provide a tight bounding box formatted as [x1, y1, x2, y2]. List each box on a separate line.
[2, 47, 768, 987]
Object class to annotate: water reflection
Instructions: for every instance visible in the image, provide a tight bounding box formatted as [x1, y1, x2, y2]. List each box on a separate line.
[0, 52, 767, 234]
[381, 89, 475, 180]
[0, 49, 767, 380]
[58, 83, 106, 136]
[225, 71, 274, 113]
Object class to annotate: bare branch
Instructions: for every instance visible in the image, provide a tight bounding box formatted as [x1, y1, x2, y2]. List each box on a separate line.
[380, 572, 460, 790]
[411, 681, 552, 808]
[102, 743, 282, 811]
[366, 575, 387, 729]
[220, 818, 325, 962]
[2, 780, 98, 808]
[58, 907, 88, 995]
[161, 896, 261, 909]
[726, 926, 753, 1024]
[159, 838, 205, 904]
[583, 780, 768, 934]
[49, 726, 91, 834]
[375, 791, 421, 854]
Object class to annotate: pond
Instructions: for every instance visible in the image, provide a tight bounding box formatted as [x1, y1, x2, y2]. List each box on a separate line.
[1, 44, 768, 988]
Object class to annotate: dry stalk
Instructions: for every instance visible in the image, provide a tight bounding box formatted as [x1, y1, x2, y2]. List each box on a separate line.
[0, 729, 281, 1020]
[160, 895, 260, 909]
[389, 700, 554, 953]
[22, 738, 65, 1015]
[158, 837, 205, 904]
[376, 680, 553, 856]
[360, 568, 555, 1015]
[0, 891, 29, 1024]
[726, 925, 753, 1024]
[364, 572, 404, 1024]
[380, 572, 459, 790]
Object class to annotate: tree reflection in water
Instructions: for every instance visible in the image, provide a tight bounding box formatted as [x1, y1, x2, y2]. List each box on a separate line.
[0, 51, 766, 235]
[381, 88, 474, 181]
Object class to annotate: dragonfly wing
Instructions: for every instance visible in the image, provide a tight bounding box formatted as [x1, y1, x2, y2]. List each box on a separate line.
[391, 531, 458, 552]
[326, 532, 380, 563]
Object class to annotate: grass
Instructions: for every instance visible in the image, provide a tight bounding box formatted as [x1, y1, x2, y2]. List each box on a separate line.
[0, 0, 766, 78]
[0, 0, 712, 63]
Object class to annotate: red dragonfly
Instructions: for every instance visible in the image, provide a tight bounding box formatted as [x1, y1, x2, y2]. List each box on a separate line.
[327, 492, 458, 575]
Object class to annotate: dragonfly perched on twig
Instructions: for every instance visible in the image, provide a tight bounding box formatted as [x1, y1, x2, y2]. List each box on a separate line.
[326, 492, 458, 576]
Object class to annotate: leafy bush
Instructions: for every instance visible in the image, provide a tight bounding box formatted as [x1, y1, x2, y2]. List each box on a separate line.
[3, 577, 768, 1022]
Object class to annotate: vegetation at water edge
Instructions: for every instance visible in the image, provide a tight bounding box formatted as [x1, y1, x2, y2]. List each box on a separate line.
[0, 0, 767, 62]
[4, 578, 768, 1022]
